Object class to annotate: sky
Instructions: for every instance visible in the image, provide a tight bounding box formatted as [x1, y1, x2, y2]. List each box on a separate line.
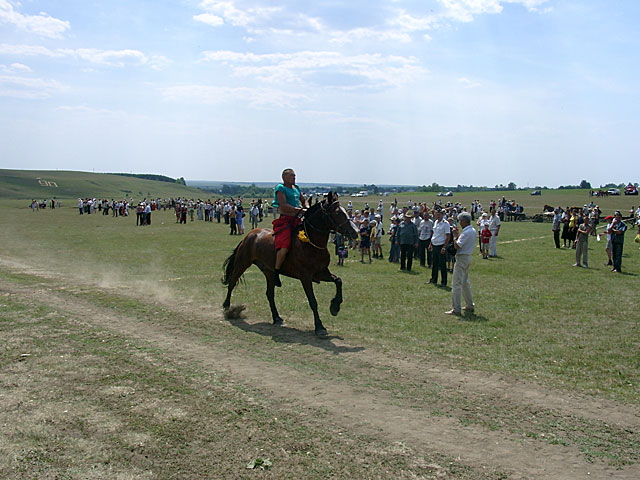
[0, 0, 638, 188]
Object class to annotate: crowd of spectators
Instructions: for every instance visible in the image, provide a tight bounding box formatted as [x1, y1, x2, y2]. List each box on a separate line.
[30, 199, 60, 211]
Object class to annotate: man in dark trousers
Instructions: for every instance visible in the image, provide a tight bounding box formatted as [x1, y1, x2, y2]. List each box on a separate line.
[428, 208, 451, 287]
[397, 210, 419, 271]
[608, 210, 627, 273]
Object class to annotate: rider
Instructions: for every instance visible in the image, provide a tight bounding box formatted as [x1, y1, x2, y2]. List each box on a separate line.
[272, 168, 307, 287]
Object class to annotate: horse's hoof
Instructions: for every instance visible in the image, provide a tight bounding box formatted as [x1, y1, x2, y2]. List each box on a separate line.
[329, 302, 341, 316]
[315, 328, 328, 337]
[273, 318, 284, 327]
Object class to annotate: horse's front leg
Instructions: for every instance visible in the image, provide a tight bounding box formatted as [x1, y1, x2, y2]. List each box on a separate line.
[315, 269, 342, 317]
[300, 278, 327, 337]
[263, 270, 283, 326]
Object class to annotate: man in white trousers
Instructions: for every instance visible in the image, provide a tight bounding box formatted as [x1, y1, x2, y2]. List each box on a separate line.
[446, 212, 476, 316]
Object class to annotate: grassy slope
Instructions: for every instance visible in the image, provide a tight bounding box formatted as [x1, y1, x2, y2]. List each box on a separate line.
[0, 169, 207, 200]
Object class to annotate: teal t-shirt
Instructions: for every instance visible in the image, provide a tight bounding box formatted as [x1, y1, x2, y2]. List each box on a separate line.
[272, 183, 301, 208]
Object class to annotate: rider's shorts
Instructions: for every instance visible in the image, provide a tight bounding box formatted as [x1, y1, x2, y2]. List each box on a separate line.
[273, 215, 301, 250]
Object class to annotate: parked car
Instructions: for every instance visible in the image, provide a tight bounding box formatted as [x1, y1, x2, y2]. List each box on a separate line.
[607, 188, 621, 195]
[530, 190, 541, 196]
[624, 185, 638, 195]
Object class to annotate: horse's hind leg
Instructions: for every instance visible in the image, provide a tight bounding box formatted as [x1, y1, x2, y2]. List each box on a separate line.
[300, 278, 327, 337]
[262, 269, 283, 326]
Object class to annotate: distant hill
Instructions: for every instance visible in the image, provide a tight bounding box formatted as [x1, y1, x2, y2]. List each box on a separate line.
[111, 173, 184, 184]
[0, 169, 206, 200]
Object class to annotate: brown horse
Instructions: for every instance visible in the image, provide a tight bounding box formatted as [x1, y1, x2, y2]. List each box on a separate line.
[222, 192, 359, 337]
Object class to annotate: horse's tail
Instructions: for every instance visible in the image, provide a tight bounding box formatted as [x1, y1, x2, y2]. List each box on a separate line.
[221, 243, 242, 286]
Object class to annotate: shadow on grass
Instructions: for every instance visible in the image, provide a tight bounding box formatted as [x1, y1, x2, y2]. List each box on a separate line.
[227, 317, 365, 355]
[618, 271, 637, 277]
[459, 312, 489, 323]
[398, 269, 421, 275]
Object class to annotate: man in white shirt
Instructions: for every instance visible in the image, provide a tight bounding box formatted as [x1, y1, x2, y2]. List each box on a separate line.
[418, 212, 434, 268]
[428, 209, 451, 286]
[446, 212, 476, 316]
[487, 208, 501, 257]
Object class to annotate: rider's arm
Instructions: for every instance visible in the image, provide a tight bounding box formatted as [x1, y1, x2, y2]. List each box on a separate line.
[276, 191, 304, 216]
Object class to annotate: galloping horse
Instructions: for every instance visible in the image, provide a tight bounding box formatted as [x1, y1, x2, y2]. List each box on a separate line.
[222, 192, 359, 337]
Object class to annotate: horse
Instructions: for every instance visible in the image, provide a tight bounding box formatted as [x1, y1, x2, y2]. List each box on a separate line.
[222, 191, 359, 337]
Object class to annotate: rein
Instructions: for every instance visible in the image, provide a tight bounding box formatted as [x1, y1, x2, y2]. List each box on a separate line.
[301, 200, 347, 249]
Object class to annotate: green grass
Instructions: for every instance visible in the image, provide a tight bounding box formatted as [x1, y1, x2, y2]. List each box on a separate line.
[1, 192, 638, 405]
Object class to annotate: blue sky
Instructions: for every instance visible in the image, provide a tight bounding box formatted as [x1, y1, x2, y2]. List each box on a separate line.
[1, 0, 638, 187]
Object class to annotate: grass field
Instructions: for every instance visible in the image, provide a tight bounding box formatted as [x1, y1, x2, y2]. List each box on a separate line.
[1, 184, 639, 478]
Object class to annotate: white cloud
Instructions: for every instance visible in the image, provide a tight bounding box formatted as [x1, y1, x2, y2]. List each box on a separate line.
[161, 84, 310, 108]
[329, 28, 412, 45]
[9, 62, 31, 72]
[503, 0, 552, 13]
[0, 0, 70, 38]
[458, 77, 481, 88]
[198, 0, 281, 28]
[191, 1, 551, 46]
[440, 0, 503, 23]
[388, 11, 438, 32]
[0, 74, 67, 99]
[0, 43, 168, 69]
[0, 62, 32, 73]
[201, 50, 427, 88]
[73, 48, 147, 67]
[193, 13, 224, 27]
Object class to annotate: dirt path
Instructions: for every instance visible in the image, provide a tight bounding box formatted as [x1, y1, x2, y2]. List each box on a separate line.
[1, 256, 639, 479]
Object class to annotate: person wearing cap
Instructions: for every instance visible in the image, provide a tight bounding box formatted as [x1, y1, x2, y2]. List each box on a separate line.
[271, 168, 307, 287]
[608, 211, 627, 272]
[428, 208, 451, 286]
[397, 209, 419, 271]
[552, 207, 562, 248]
[446, 212, 476, 316]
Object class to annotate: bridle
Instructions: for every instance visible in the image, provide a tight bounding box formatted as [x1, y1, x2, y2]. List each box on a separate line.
[301, 200, 352, 249]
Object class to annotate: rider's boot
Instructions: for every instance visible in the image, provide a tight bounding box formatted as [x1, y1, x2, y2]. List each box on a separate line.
[274, 269, 282, 287]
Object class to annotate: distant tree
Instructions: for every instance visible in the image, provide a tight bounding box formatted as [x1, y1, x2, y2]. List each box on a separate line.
[507, 182, 517, 191]
[176, 177, 186, 185]
[579, 179, 591, 189]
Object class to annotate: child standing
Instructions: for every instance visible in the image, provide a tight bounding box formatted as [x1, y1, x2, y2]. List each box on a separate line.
[334, 232, 346, 266]
[359, 219, 372, 263]
[481, 224, 492, 259]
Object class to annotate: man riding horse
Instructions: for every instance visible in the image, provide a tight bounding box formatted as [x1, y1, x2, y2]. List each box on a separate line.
[272, 168, 306, 287]
[222, 185, 358, 336]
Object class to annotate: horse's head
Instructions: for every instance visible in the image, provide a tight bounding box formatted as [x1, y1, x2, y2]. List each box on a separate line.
[323, 191, 359, 240]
